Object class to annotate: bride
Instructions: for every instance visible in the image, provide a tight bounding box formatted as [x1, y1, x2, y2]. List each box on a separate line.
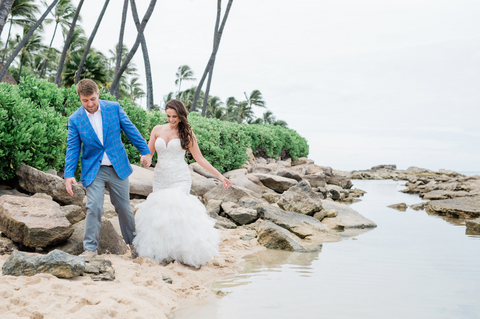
[133, 99, 232, 268]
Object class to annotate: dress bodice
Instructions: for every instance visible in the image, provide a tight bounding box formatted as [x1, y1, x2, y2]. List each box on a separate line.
[153, 137, 191, 194]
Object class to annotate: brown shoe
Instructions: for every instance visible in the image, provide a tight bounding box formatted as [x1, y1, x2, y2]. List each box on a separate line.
[129, 244, 139, 259]
[79, 249, 98, 258]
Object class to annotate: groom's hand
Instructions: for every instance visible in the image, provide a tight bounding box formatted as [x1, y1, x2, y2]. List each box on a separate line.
[65, 177, 78, 196]
[140, 154, 152, 167]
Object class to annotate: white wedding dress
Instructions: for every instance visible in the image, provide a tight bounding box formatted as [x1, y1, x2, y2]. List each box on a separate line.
[133, 137, 220, 268]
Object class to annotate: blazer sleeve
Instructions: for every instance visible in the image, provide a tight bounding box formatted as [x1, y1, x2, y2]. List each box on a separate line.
[64, 117, 81, 178]
[118, 105, 151, 155]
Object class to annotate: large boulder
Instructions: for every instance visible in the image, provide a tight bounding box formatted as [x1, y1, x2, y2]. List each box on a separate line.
[303, 173, 326, 188]
[204, 185, 260, 203]
[320, 200, 377, 230]
[51, 218, 128, 255]
[466, 219, 480, 232]
[256, 220, 322, 252]
[224, 169, 263, 193]
[129, 165, 154, 197]
[277, 181, 323, 215]
[0, 236, 17, 255]
[256, 205, 328, 238]
[190, 162, 218, 179]
[422, 190, 471, 200]
[225, 207, 257, 225]
[16, 164, 85, 206]
[276, 169, 303, 182]
[291, 157, 308, 166]
[60, 205, 85, 224]
[326, 175, 353, 189]
[253, 173, 298, 193]
[2, 250, 85, 278]
[190, 171, 217, 196]
[426, 196, 480, 218]
[238, 196, 269, 210]
[0, 195, 74, 248]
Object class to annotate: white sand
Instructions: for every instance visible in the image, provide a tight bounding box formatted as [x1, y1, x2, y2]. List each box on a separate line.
[0, 228, 264, 319]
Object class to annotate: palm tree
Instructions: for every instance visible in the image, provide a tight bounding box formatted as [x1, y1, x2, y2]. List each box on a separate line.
[109, 0, 157, 97]
[130, 0, 153, 110]
[114, 0, 128, 99]
[65, 25, 86, 56]
[14, 29, 45, 81]
[191, 0, 233, 112]
[205, 96, 224, 119]
[75, 0, 110, 85]
[244, 90, 266, 109]
[273, 120, 288, 128]
[125, 76, 145, 104]
[0, 0, 59, 82]
[1, 0, 40, 63]
[235, 100, 254, 123]
[0, 0, 15, 36]
[201, 0, 222, 116]
[262, 110, 275, 124]
[63, 50, 107, 88]
[55, 0, 84, 86]
[40, 0, 76, 78]
[175, 65, 195, 97]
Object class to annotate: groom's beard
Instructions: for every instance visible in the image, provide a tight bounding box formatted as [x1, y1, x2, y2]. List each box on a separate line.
[84, 103, 99, 114]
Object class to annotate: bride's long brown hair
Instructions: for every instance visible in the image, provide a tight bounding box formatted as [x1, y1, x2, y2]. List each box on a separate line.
[165, 99, 196, 150]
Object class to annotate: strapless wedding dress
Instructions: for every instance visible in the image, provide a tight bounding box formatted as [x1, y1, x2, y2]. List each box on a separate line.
[133, 137, 220, 268]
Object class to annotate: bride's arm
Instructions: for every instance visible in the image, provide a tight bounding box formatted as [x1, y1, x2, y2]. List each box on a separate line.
[189, 133, 232, 189]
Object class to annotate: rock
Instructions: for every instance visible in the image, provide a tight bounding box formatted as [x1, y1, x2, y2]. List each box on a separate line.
[0, 195, 73, 248]
[253, 173, 298, 193]
[190, 162, 218, 179]
[426, 197, 480, 218]
[388, 203, 408, 211]
[371, 164, 397, 171]
[246, 174, 277, 194]
[60, 205, 85, 224]
[204, 185, 260, 204]
[262, 192, 281, 204]
[82, 257, 115, 281]
[238, 196, 269, 210]
[303, 173, 326, 188]
[31, 193, 53, 201]
[326, 175, 353, 189]
[162, 275, 173, 284]
[0, 189, 29, 198]
[291, 165, 308, 176]
[102, 194, 116, 218]
[16, 164, 85, 206]
[246, 148, 255, 162]
[466, 219, 480, 232]
[276, 169, 303, 182]
[190, 171, 217, 196]
[325, 209, 338, 218]
[210, 212, 238, 229]
[255, 157, 267, 165]
[129, 165, 154, 197]
[0, 236, 17, 255]
[422, 190, 471, 200]
[277, 181, 323, 215]
[2, 250, 85, 278]
[256, 220, 322, 252]
[130, 199, 145, 214]
[276, 159, 291, 168]
[256, 205, 327, 238]
[326, 186, 341, 200]
[313, 210, 327, 221]
[224, 169, 263, 193]
[51, 218, 128, 255]
[221, 201, 238, 213]
[225, 207, 258, 225]
[291, 157, 308, 166]
[410, 202, 427, 211]
[320, 200, 377, 230]
[205, 199, 222, 215]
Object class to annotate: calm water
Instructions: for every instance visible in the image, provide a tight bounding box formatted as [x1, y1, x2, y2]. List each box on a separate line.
[174, 180, 480, 319]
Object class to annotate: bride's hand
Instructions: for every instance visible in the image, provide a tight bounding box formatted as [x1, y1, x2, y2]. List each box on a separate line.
[221, 177, 232, 189]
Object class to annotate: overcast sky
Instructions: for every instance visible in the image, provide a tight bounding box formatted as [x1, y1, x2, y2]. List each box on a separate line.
[4, 0, 480, 172]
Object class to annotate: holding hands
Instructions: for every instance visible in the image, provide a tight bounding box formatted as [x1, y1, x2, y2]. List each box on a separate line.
[140, 154, 152, 167]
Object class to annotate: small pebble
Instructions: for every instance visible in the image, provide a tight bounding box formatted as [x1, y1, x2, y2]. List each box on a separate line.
[162, 275, 173, 284]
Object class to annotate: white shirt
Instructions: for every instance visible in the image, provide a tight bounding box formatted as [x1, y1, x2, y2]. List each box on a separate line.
[85, 105, 112, 166]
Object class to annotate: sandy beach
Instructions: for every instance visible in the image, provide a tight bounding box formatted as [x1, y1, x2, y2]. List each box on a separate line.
[0, 228, 264, 319]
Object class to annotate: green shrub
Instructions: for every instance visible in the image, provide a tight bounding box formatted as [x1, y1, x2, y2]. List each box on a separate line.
[0, 82, 67, 179]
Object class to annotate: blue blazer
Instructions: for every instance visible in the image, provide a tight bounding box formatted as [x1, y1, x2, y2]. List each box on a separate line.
[64, 100, 150, 187]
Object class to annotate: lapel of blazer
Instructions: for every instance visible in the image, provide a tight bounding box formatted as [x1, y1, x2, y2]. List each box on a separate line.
[100, 100, 109, 145]
[78, 107, 102, 146]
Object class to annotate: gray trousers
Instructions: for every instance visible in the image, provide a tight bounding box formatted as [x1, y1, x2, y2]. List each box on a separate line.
[84, 166, 136, 251]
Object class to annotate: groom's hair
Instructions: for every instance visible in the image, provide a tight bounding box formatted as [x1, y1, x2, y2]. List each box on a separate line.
[76, 79, 99, 97]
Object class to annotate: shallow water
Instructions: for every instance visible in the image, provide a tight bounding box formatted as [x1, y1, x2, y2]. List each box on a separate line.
[174, 180, 480, 319]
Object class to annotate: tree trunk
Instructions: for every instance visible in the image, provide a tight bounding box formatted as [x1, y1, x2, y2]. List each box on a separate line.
[109, 0, 157, 97]
[130, 0, 154, 110]
[40, 21, 59, 78]
[16, 52, 25, 82]
[1, 19, 13, 63]
[0, 0, 60, 82]
[114, 0, 129, 99]
[75, 0, 110, 85]
[55, 0, 84, 87]
[0, 0, 14, 36]
[201, 0, 222, 116]
[191, 0, 233, 112]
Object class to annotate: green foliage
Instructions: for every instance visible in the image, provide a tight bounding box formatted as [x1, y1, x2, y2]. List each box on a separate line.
[0, 77, 308, 178]
[0, 82, 67, 179]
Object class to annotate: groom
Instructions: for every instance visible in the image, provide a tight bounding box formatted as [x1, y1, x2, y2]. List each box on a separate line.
[64, 79, 152, 258]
